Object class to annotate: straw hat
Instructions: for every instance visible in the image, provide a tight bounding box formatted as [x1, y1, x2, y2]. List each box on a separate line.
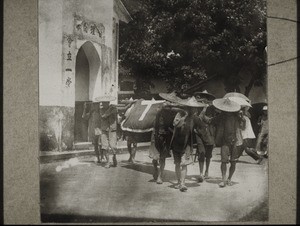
[212, 98, 241, 112]
[223, 92, 250, 102]
[94, 95, 116, 102]
[178, 96, 207, 108]
[159, 91, 182, 103]
[228, 96, 252, 108]
[194, 90, 216, 101]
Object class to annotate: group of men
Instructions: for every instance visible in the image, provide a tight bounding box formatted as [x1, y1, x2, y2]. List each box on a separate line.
[150, 91, 268, 191]
[83, 91, 268, 192]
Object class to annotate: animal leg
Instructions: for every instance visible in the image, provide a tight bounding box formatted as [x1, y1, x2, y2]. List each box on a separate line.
[152, 159, 159, 180]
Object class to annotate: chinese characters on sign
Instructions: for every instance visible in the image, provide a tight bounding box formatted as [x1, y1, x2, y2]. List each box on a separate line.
[65, 77, 72, 87]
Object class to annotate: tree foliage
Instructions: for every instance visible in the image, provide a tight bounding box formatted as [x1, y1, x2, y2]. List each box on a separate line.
[120, 0, 267, 96]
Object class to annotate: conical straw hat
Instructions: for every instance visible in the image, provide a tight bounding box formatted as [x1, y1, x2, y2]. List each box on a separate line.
[223, 92, 250, 102]
[212, 98, 241, 112]
[178, 96, 207, 108]
[228, 96, 252, 107]
[159, 91, 182, 103]
[194, 90, 216, 101]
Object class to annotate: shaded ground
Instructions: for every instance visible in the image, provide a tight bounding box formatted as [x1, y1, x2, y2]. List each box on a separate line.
[40, 148, 268, 223]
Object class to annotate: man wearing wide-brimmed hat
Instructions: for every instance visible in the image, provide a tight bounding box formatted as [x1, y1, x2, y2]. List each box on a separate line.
[170, 96, 206, 192]
[212, 97, 245, 188]
[94, 95, 118, 168]
[151, 92, 184, 185]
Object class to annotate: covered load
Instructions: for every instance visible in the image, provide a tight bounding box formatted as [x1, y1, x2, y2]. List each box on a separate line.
[121, 99, 165, 133]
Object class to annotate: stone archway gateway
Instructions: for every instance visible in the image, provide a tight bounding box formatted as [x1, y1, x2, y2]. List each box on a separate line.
[39, 0, 132, 152]
[74, 41, 101, 143]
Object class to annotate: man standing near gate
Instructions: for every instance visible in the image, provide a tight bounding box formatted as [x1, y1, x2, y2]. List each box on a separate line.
[95, 96, 118, 168]
[82, 101, 103, 164]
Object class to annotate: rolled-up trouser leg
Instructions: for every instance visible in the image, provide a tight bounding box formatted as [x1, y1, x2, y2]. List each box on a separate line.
[245, 147, 260, 160]
[255, 132, 264, 154]
[196, 135, 205, 163]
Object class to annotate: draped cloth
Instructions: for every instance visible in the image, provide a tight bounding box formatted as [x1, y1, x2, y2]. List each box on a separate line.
[121, 99, 165, 133]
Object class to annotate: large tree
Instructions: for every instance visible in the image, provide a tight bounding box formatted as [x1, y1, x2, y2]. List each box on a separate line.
[120, 0, 266, 97]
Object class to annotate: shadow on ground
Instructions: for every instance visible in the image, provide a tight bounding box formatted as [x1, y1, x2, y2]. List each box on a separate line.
[121, 161, 178, 182]
[212, 159, 257, 165]
[238, 198, 268, 222]
[41, 213, 196, 223]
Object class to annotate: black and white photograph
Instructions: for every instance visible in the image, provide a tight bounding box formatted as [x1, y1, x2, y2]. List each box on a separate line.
[39, 0, 268, 223]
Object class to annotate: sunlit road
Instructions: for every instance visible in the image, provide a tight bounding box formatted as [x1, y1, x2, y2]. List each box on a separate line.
[40, 148, 268, 223]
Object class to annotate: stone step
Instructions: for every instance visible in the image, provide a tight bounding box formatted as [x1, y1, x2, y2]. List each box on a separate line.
[73, 142, 93, 150]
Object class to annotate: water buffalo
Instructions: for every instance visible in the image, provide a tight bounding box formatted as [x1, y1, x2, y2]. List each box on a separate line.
[120, 99, 178, 183]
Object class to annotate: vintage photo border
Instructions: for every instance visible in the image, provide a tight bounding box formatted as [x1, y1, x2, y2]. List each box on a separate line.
[3, 0, 298, 224]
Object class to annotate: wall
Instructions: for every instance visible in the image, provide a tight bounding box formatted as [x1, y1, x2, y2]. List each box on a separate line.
[39, 0, 118, 151]
[39, 0, 63, 106]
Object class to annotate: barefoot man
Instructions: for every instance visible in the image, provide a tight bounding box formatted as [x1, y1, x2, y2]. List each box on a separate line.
[212, 97, 244, 188]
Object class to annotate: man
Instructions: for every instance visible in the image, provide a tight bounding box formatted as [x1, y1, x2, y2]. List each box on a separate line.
[171, 96, 206, 192]
[194, 90, 216, 182]
[193, 106, 215, 182]
[82, 101, 103, 163]
[97, 96, 118, 168]
[256, 105, 268, 157]
[153, 92, 183, 184]
[227, 96, 263, 164]
[237, 106, 263, 164]
[153, 103, 178, 184]
[212, 98, 245, 188]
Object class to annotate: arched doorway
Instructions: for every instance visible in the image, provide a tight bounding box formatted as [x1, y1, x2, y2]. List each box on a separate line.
[74, 41, 101, 142]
